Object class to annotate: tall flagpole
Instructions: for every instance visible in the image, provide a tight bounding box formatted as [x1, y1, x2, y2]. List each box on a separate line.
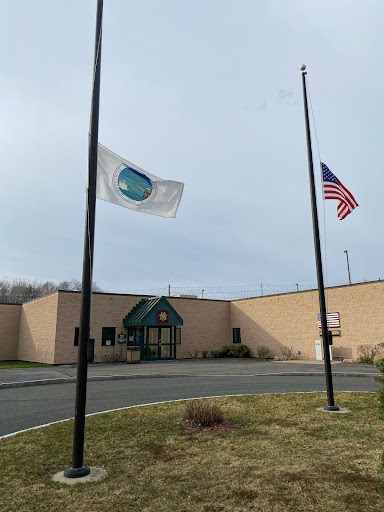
[300, 64, 339, 411]
[64, 0, 104, 478]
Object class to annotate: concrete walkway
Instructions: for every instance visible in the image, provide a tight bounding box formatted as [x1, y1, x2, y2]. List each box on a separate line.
[0, 359, 379, 388]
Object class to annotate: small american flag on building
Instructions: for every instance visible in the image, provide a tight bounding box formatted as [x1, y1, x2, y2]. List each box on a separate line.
[322, 162, 358, 220]
[318, 312, 340, 328]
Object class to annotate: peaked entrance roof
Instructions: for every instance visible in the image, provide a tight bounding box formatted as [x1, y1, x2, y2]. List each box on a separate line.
[123, 296, 183, 327]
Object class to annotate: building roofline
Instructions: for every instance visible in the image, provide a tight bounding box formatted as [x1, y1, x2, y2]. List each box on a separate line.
[10, 279, 383, 306]
[57, 289, 227, 303]
[230, 279, 384, 302]
[22, 290, 59, 305]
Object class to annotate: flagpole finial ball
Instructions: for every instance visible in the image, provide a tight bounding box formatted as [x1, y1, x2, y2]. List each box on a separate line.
[300, 64, 306, 71]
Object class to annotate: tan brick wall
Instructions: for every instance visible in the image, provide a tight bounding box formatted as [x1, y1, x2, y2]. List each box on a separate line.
[55, 292, 139, 364]
[168, 298, 230, 358]
[54, 292, 230, 364]
[230, 281, 384, 359]
[0, 304, 22, 360]
[9, 281, 384, 364]
[18, 293, 59, 364]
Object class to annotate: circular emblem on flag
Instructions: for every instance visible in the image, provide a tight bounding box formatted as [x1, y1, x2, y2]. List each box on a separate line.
[113, 164, 157, 205]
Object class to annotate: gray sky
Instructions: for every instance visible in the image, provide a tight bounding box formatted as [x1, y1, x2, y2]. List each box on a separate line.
[1, 0, 383, 295]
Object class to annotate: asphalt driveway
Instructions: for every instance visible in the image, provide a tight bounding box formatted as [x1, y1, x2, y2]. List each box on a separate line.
[0, 359, 379, 388]
[0, 359, 379, 437]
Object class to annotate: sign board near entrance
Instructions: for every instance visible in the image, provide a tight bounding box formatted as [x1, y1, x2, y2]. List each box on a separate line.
[118, 334, 127, 344]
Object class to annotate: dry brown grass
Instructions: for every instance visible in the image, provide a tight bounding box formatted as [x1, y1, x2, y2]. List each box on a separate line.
[0, 392, 383, 512]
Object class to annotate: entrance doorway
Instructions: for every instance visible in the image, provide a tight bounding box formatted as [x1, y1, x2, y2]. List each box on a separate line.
[127, 325, 179, 361]
[124, 296, 183, 361]
[144, 327, 176, 361]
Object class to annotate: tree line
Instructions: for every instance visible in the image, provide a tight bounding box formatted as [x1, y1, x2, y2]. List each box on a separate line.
[0, 278, 101, 304]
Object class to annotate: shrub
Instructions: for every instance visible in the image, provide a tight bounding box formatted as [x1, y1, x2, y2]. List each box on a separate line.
[183, 400, 224, 427]
[357, 344, 378, 364]
[209, 350, 220, 358]
[280, 346, 295, 360]
[201, 350, 209, 358]
[103, 353, 123, 363]
[256, 345, 273, 359]
[189, 350, 199, 359]
[219, 344, 250, 358]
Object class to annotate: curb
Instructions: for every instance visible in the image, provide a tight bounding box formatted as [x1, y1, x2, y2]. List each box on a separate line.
[0, 371, 379, 389]
[0, 390, 377, 440]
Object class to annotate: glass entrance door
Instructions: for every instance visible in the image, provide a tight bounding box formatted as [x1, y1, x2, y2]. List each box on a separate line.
[145, 327, 160, 360]
[143, 327, 176, 360]
[159, 327, 172, 360]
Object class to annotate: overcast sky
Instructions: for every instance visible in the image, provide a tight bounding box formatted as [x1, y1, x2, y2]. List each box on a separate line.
[1, 0, 383, 296]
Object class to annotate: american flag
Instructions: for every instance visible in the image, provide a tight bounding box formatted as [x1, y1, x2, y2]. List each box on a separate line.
[322, 162, 358, 220]
[318, 312, 340, 328]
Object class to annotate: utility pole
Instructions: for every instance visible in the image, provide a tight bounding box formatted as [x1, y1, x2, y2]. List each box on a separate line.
[344, 250, 351, 285]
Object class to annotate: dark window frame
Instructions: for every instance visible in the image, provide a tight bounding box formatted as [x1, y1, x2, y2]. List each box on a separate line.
[232, 327, 241, 344]
[128, 326, 143, 345]
[102, 326, 116, 346]
[74, 327, 79, 347]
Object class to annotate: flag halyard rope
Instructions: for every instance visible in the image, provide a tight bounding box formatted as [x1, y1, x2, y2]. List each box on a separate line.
[306, 76, 329, 292]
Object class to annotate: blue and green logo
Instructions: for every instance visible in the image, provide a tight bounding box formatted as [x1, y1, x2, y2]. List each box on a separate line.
[113, 164, 157, 205]
[118, 167, 152, 201]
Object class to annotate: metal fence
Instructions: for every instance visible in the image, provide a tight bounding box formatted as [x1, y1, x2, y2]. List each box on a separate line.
[1, 280, 375, 303]
[129, 282, 349, 301]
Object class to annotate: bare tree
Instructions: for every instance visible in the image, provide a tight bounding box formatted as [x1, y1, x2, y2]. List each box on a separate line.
[57, 278, 101, 292]
[0, 277, 102, 303]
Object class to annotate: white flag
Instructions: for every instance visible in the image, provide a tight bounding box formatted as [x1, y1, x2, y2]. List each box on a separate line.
[96, 144, 184, 218]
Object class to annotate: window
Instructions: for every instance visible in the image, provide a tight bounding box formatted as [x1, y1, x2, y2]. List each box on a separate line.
[74, 327, 79, 347]
[128, 326, 144, 345]
[102, 327, 116, 346]
[175, 327, 181, 344]
[232, 328, 241, 344]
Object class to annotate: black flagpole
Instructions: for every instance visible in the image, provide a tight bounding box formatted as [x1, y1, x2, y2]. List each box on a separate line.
[64, 0, 104, 478]
[300, 64, 339, 411]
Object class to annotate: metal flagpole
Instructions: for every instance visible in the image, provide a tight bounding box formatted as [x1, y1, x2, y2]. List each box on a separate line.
[64, 0, 104, 478]
[300, 64, 339, 411]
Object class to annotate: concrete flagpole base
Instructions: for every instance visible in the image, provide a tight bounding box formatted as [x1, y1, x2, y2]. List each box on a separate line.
[316, 406, 350, 414]
[53, 467, 107, 485]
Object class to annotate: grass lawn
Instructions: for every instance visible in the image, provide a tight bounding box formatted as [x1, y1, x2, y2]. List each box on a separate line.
[0, 392, 383, 512]
[0, 360, 51, 369]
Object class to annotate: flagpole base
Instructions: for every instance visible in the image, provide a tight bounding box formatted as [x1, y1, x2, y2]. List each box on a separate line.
[63, 465, 91, 479]
[323, 405, 340, 412]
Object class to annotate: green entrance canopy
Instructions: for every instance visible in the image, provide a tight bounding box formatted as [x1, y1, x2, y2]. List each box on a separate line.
[123, 296, 183, 327]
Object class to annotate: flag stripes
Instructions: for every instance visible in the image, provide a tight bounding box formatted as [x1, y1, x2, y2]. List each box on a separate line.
[317, 312, 340, 328]
[322, 162, 358, 220]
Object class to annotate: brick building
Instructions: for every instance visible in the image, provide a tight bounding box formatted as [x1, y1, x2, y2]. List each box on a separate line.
[0, 280, 383, 364]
